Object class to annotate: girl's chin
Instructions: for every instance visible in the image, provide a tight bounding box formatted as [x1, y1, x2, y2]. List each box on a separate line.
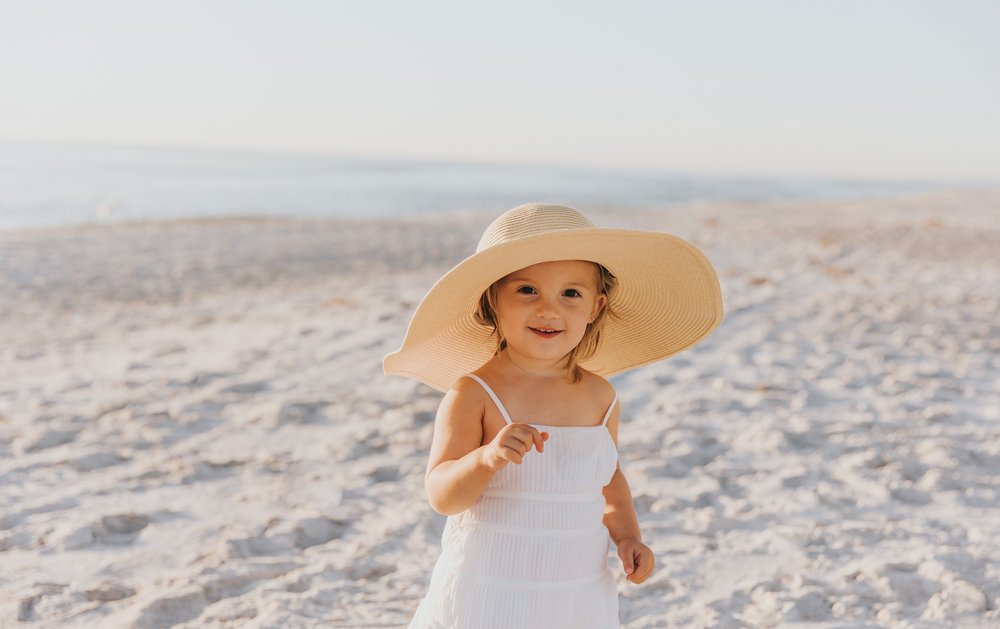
[512, 335, 576, 355]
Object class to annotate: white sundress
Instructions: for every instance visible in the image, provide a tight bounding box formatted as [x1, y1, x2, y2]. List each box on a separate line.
[408, 373, 621, 629]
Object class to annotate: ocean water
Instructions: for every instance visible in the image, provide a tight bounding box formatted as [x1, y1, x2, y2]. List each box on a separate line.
[0, 141, 946, 231]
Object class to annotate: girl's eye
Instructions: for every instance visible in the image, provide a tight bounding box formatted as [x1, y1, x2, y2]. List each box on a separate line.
[516, 286, 536, 294]
[564, 289, 581, 298]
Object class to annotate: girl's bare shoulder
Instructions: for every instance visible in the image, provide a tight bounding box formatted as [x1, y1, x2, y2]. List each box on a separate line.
[425, 375, 488, 481]
[446, 371, 489, 409]
[577, 367, 617, 405]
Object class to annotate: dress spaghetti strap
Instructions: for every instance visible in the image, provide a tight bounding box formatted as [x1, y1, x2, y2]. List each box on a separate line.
[465, 373, 619, 429]
[463, 373, 514, 425]
[601, 393, 618, 426]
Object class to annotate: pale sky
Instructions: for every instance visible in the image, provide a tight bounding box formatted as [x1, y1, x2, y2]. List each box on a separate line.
[2, 1, 998, 181]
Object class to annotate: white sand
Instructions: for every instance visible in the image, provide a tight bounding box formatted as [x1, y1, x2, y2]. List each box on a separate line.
[1, 188, 998, 628]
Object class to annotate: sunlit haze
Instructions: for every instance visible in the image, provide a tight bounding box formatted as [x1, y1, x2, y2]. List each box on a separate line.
[2, 0, 997, 181]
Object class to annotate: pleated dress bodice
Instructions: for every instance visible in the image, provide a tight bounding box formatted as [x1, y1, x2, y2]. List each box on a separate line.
[408, 373, 621, 629]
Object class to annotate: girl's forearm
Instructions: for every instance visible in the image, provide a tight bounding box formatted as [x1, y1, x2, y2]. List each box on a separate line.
[602, 468, 642, 545]
[425, 445, 497, 515]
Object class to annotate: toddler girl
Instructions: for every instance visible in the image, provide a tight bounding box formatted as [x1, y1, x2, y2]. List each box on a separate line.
[384, 202, 724, 628]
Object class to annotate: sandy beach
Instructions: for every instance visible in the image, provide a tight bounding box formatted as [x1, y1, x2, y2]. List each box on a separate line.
[1, 187, 998, 628]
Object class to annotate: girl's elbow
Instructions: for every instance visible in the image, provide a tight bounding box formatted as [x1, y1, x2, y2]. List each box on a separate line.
[424, 484, 456, 516]
[428, 497, 461, 517]
[427, 494, 449, 516]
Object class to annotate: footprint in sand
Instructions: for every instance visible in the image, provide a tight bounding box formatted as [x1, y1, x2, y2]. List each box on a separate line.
[366, 464, 401, 484]
[290, 516, 352, 549]
[220, 379, 271, 395]
[786, 590, 834, 622]
[222, 516, 352, 559]
[1, 530, 33, 551]
[223, 534, 294, 558]
[346, 561, 397, 580]
[273, 400, 331, 425]
[62, 450, 131, 472]
[197, 560, 303, 602]
[82, 580, 136, 602]
[19, 427, 80, 453]
[130, 587, 207, 629]
[347, 430, 388, 458]
[61, 513, 152, 550]
[167, 370, 227, 388]
[176, 458, 247, 485]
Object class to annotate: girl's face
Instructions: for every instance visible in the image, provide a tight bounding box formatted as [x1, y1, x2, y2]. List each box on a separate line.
[495, 260, 607, 365]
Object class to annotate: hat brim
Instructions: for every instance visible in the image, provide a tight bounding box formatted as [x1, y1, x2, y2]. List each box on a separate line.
[383, 227, 724, 393]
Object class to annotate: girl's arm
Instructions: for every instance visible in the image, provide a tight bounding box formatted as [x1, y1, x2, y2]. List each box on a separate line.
[600, 400, 642, 545]
[426, 447, 496, 516]
[424, 379, 495, 516]
[601, 398, 655, 583]
[602, 464, 642, 545]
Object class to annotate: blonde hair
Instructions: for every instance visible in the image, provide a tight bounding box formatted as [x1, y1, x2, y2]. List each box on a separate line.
[473, 261, 619, 383]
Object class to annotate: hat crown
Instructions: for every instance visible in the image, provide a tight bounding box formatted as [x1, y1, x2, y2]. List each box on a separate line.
[476, 203, 595, 253]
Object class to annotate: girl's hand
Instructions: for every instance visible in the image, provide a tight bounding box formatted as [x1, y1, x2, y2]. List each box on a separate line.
[481, 424, 549, 473]
[616, 538, 654, 584]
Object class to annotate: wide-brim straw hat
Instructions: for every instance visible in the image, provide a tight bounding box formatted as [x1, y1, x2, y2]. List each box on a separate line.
[383, 202, 724, 393]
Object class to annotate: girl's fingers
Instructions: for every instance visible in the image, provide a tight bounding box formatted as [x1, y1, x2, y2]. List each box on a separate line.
[502, 436, 527, 457]
[506, 428, 546, 456]
[497, 425, 550, 466]
[621, 551, 635, 574]
[518, 429, 545, 452]
[533, 430, 547, 453]
[504, 425, 546, 454]
[624, 549, 653, 582]
[635, 554, 654, 581]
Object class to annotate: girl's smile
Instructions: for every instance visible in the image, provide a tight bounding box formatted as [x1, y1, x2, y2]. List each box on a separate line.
[528, 326, 562, 338]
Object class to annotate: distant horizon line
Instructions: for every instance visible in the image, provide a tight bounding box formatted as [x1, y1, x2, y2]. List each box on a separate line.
[2, 136, 996, 188]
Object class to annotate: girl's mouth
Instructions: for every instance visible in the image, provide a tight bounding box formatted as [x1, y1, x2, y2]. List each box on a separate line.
[529, 327, 562, 338]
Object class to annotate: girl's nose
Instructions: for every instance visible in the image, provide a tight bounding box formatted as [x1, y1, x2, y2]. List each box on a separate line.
[535, 296, 559, 317]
